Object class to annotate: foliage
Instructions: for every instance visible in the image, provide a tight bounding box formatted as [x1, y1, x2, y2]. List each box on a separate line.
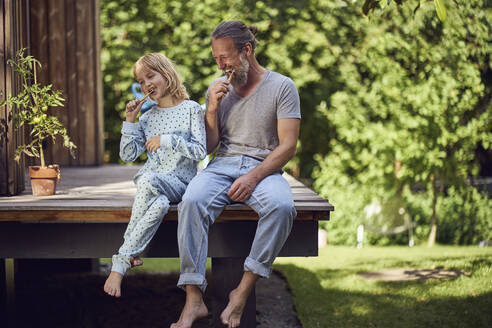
[362, 0, 447, 21]
[0, 49, 76, 167]
[404, 185, 492, 245]
[100, 0, 491, 245]
[314, 0, 491, 245]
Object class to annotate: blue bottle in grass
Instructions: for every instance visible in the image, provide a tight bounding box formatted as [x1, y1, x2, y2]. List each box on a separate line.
[131, 83, 157, 114]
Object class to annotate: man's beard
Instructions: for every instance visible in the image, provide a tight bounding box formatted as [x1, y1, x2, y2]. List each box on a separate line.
[230, 54, 249, 87]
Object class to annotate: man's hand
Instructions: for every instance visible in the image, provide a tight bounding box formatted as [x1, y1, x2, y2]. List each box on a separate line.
[207, 80, 231, 111]
[228, 173, 259, 202]
[145, 136, 161, 153]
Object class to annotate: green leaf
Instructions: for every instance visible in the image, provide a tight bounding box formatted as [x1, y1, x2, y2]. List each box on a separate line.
[434, 0, 447, 22]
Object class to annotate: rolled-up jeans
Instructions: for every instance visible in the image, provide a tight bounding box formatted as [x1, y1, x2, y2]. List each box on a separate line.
[177, 155, 296, 292]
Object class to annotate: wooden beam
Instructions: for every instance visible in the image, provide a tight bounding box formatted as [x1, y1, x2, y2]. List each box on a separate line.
[0, 209, 316, 222]
[47, 0, 69, 165]
[0, 0, 7, 195]
[75, 0, 96, 165]
[0, 221, 318, 258]
[65, 0, 79, 165]
[93, 0, 104, 164]
[1, 0, 25, 196]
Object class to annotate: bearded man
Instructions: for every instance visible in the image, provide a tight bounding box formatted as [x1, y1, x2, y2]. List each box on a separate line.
[171, 20, 301, 328]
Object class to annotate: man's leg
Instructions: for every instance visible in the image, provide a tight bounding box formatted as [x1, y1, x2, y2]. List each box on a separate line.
[244, 172, 295, 276]
[220, 172, 296, 327]
[173, 158, 236, 328]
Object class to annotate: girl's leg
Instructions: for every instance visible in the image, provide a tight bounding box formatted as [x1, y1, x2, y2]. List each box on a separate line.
[105, 172, 184, 297]
[112, 172, 184, 274]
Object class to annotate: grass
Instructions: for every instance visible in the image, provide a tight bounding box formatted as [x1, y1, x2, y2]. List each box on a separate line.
[274, 246, 492, 328]
[99, 257, 211, 273]
[100, 246, 492, 327]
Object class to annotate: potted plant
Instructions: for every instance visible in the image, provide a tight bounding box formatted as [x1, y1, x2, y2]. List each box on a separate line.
[0, 48, 76, 196]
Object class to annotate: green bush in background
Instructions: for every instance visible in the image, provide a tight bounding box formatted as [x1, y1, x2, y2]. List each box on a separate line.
[313, 0, 491, 246]
[101, 0, 491, 246]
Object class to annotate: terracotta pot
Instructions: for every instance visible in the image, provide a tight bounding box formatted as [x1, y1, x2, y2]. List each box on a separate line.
[28, 165, 61, 196]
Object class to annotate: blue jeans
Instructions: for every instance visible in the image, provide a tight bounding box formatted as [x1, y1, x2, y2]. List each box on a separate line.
[177, 155, 296, 292]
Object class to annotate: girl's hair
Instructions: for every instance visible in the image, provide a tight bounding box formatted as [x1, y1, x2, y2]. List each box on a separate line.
[211, 20, 258, 52]
[133, 53, 189, 100]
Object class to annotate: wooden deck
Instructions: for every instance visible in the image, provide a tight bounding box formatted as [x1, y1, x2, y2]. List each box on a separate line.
[0, 164, 332, 221]
[0, 164, 333, 328]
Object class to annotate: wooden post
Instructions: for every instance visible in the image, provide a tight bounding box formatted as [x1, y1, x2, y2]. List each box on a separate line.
[0, 259, 5, 320]
[0, 259, 15, 328]
[212, 258, 256, 328]
[0, 0, 27, 196]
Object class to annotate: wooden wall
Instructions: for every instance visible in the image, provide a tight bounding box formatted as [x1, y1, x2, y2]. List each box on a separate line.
[29, 0, 103, 167]
[1, 0, 103, 196]
[0, 0, 28, 196]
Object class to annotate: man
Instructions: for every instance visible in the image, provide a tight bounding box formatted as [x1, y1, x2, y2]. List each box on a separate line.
[171, 20, 300, 328]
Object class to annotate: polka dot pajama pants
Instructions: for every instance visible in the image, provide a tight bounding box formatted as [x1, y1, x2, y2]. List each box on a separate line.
[111, 171, 186, 275]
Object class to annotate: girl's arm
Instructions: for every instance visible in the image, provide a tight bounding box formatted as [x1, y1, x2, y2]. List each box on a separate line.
[120, 121, 147, 162]
[160, 105, 207, 161]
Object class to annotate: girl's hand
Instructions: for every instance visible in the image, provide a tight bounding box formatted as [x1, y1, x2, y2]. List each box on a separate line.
[145, 136, 161, 153]
[125, 98, 144, 123]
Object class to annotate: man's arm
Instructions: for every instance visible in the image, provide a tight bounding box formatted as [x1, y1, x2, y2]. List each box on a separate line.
[227, 118, 300, 202]
[205, 80, 231, 153]
[205, 106, 221, 153]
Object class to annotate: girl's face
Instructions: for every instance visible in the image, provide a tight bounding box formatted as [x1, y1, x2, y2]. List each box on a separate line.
[135, 64, 167, 100]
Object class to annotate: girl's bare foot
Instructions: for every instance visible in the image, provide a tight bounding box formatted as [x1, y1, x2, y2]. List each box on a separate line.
[130, 256, 143, 267]
[170, 286, 208, 328]
[220, 288, 248, 328]
[103, 271, 123, 297]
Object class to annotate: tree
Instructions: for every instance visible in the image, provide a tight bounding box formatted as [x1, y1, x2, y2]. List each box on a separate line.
[314, 0, 491, 245]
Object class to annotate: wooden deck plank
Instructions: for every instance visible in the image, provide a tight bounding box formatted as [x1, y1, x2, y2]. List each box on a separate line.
[0, 165, 334, 220]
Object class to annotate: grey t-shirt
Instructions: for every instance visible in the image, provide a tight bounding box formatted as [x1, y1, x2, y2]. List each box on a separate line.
[206, 70, 301, 160]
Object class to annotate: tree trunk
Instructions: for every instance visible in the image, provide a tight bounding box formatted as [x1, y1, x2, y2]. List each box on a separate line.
[427, 174, 437, 247]
[427, 173, 445, 247]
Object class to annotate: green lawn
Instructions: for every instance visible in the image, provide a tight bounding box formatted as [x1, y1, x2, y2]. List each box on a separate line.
[275, 246, 492, 328]
[101, 246, 492, 327]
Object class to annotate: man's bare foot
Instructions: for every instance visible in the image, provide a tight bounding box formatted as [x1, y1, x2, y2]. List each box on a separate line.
[220, 271, 259, 328]
[130, 256, 143, 267]
[220, 288, 249, 328]
[170, 286, 208, 328]
[104, 271, 123, 298]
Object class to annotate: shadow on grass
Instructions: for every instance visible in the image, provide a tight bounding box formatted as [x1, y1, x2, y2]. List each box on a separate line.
[276, 263, 492, 328]
[322, 254, 492, 279]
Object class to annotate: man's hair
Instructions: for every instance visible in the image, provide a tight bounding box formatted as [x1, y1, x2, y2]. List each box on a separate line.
[211, 20, 258, 52]
[133, 53, 189, 100]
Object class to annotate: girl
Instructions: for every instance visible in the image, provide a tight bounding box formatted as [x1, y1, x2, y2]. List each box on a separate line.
[104, 53, 207, 298]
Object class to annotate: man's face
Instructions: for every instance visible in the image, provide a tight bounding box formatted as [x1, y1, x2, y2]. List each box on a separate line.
[212, 37, 249, 87]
